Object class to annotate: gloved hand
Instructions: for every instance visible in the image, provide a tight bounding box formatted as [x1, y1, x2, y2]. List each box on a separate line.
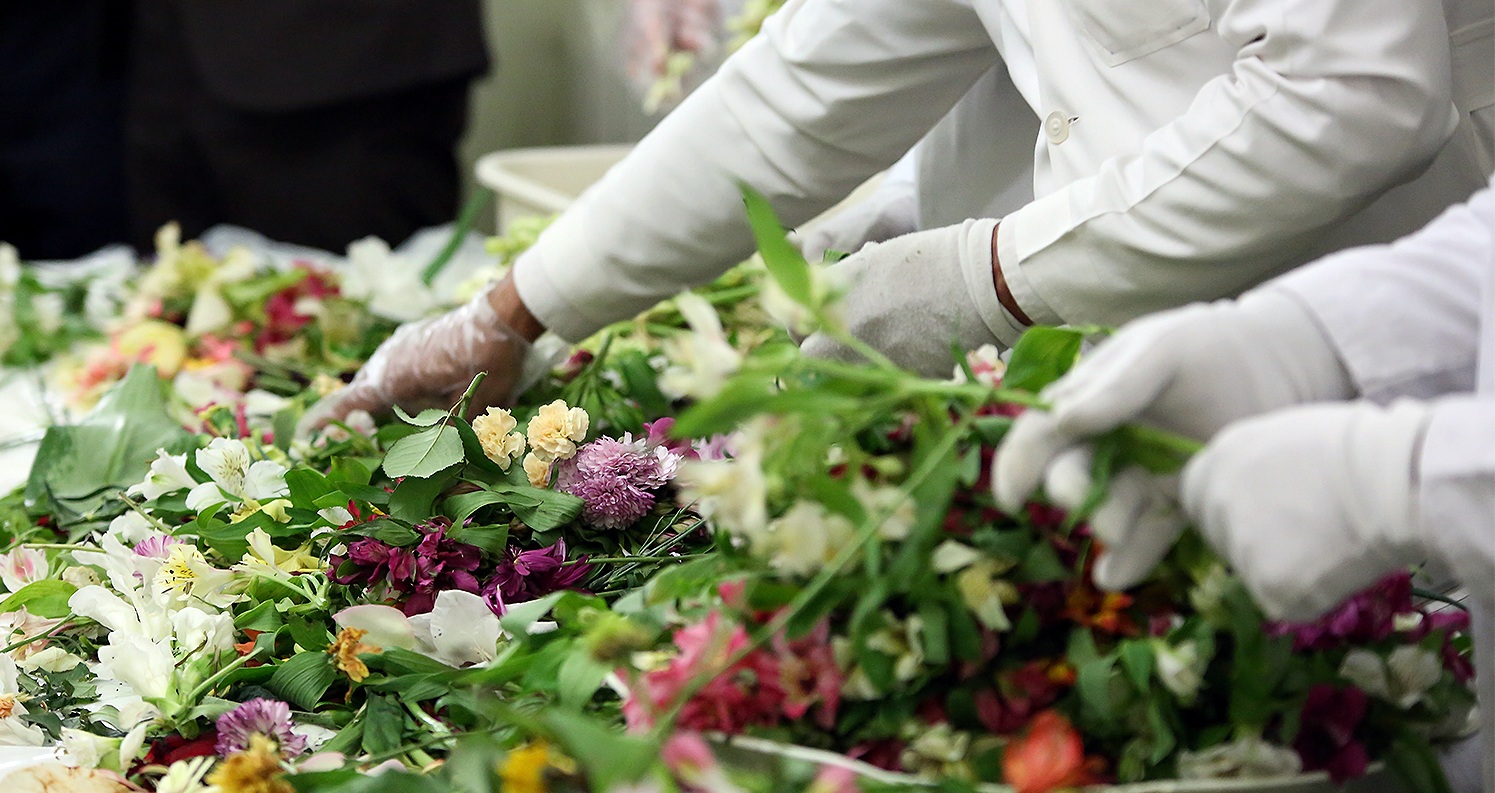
[993, 291, 1356, 590]
[800, 218, 1027, 378]
[797, 186, 918, 264]
[298, 280, 542, 434]
[1181, 400, 1433, 622]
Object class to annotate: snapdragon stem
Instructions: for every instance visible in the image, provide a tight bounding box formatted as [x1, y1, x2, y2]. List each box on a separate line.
[118, 493, 176, 534]
[20, 543, 93, 552]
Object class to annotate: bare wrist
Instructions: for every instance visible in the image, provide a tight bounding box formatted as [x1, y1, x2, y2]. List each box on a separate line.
[487, 275, 547, 343]
[990, 223, 1034, 326]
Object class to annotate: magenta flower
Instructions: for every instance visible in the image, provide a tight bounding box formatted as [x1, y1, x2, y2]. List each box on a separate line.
[133, 535, 184, 560]
[216, 698, 306, 757]
[480, 540, 592, 615]
[1269, 572, 1413, 651]
[1293, 684, 1369, 783]
[555, 436, 681, 529]
[329, 517, 483, 615]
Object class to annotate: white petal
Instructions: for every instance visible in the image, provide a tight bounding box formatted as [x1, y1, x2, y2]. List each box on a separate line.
[413, 590, 502, 667]
[68, 587, 140, 635]
[333, 605, 415, 651]
[244, 460, 290, 501]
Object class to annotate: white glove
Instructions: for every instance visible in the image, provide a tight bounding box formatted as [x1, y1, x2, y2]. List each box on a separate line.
[993, 291, 1356, 590]
[299, 289, 535, 433]
[800, 218, 1027, 378]
[798, 150, 920, 263]
[1181, 400, 1432, 622]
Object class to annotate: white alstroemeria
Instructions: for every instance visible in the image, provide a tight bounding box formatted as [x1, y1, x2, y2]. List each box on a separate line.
[677, 456, 768, 539]
[243, 389, 291, 420]
[408, 590, 504, 667]
[0, 548, 48, 592]
[930, 541, 981, 574]
[0, 244, 19, 289]
[0, 655, 46, 746]
[73, 535, 170, 618]
[184, 247, 257, 335]
[96, 632, 175, 702]
[1153, 639, 1207, 703]
[851, 479, 915, 541]
[341, 237, 438, 322]
[290, 724, 339, 753]
[318, 506, 354, 528]
[169, 608, 235, 658]
[1177, 737, 1302, 780]
[32, 292, 65, 335]
[185, 437, 289, 513]
[867, 614, 926, 683]
[952, 344, 1006, 387]
[17, 646, 83, 673]
[333, 605, 416, 652]
[58, 728, 123, 770]
[1339, 646, 1442, 710]
[660, 292, 742, 399]
[236, 528, 323, 578]
[955, 560, 1018, 632]
[900, 722, 972, 781]
[62, 566, 101, 589]
[105, 512, 157, 545]
[153, 544, 241, 608]
[0, 608, 63, 664]
[764, 501, 855, 577]
[153, 756, 215, 793]
[128, 450, 199, 501]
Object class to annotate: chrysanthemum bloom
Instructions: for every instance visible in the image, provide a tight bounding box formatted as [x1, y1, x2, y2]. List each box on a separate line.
[555, 437, 680, 529]
[473, 407, 526, 470]
[216, 699, 307, 757]
[526, 400, 589, 461]
[207, 734, 293, 793]
[328, 627, 376, 683]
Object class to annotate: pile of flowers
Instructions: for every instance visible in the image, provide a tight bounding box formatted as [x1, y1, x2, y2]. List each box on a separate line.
[0, 194, 1476, 793]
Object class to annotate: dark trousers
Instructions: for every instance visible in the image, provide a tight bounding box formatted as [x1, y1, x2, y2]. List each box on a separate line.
[0, 3, 130, 260]
[126, 0, 472, 253]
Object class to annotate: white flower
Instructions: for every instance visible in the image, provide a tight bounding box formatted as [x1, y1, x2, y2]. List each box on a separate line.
[0, 244, 19, 289]
[867, 614, 925, 684]
[169, 607, 235, 657]
[677, 423, 771, 538]
[185, 438, 289, 512]
[17, 646, 82, 673]
[930, 541, 981, 574]
[952, 344, 1006, 387]
[0, 655, 44, 746]
[1339, 646, 1442, 709]
[62, 566, 101, 589]
[105, 512, 157, 545]
[153, 545, 241, 608]
[0, 548, 48, 592]
[762, 501, 855, 577]
[1153, 639, 1206, 703]
[32, 293, 65, 335]
[154, 756, 215, 793]
[660, 292, 742, 399]
[1177, 737, 1302, 779]
[852, 479, 915, 541]
[127, 451, 198, 501]
[408, 590, 505, 667]
[96, 632, 175, 701]
[342, 237, 438, 322]
[59, 728, 122, 770]
[184, 247, 258, 335]
[290, 724, 339, 753]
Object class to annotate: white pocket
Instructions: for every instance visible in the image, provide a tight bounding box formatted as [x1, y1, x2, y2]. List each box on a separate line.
[1064, 0, 1211, 66]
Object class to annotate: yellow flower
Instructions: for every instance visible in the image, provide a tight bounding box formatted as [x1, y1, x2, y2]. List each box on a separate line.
[525, 400, 589, 461]
[498, 741, 556, 793]
[523, 453, 553, 488]
[113, 320, 189, 377]
[328, 627, 377, 683]
[955, 559, 1019, 632]
[238, 528, 323, 575]
[207, 734, 293, 793]
[473, 407, 527, 470]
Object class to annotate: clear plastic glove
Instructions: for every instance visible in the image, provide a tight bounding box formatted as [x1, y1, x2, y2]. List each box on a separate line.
[993, 291, 1356, 590]
[1181, 400, 1432, 622]
[298, 289, 535, 434]
[800, 218, 1026, 378]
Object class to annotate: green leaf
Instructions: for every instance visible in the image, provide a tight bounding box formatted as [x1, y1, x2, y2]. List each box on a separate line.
[740, 183, 814, 306]
[544, 709, 659, 790]
[269, 651, 338, 710]
[360, 694, 405, 756]
[452, 418, 508, 477]
[388, 469, 457, 523]
[382, 425, 465, 479]
[1003, 326, 1086, 393]
[499, 592, 564, 637]
[25, 365, 191, 519]
[328, 458, 372, 488]
[392, 406, 450, 427]
[918, 599, 950, 667]
[348, 517, 422, 547]
[449, 485, 583, 532]
[1386, 729, 1455, 793]
[557, 651, 610, 709]
[1119, 640, 1155, 693]
[1016, 541, 1067, 583]
[285, 468, 337, 507]
[235, 601, 284, 633]
[446, 523, 510, 556]
[0, 579, 77, 619]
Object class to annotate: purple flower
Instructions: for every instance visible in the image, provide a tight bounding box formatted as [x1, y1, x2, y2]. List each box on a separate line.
[329, 518, 483, 616]
[1269, 572, 1414, 651]
[481, 540, 592, 615]
[1293, 684, 1369, 783]
[555, 436, 681, 529]
[133, 535, 184, 560]
[216, 698, 306, 757]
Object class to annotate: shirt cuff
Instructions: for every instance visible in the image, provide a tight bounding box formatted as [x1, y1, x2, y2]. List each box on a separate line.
[993, 202, 1065, 327]
[957, 217, 1026, 347]
[511, 233, 610, 344]
[1416, 395, 1495, 590]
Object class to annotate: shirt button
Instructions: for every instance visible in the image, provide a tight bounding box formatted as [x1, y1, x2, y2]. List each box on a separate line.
[1045, 111, 1070, 144]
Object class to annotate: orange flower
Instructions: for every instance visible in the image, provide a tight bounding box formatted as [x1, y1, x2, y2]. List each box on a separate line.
[328, 627, 378, 683]
[1064, 586, 1138, 636]
[1001, 711, 1097, 793]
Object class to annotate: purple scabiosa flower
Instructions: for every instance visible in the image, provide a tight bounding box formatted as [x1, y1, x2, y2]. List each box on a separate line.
[215, 698, 306, 757]
[555, 436, 681, 529]
[481, 540, 592, 615]
[133, 535, 184, 560]
[1292, 684, 1369, 783]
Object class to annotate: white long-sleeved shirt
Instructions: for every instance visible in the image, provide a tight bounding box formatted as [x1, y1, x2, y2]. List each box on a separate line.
[1273, 177, 1495, 793]
[514, 0, 1488, 343]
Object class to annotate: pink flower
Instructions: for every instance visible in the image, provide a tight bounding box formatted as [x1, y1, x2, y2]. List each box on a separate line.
[771, 620, 844, 730]
[807, 766, 861, 793]
[0, 548, 49, 592]
[623, 612, 784, 734]
[132, 535, 185, 560]
[555, 436, 681, 529]
[216, 698, 306, 757]
[1270, 572, 1413, 651]
[661, 732, 727, 789]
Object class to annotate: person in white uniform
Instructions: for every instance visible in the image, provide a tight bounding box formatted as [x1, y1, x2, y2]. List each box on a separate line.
[308, 0, 1491, 420]
[994, 176, 1495, 792]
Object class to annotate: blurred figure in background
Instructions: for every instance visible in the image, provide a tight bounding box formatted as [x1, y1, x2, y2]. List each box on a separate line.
[126, 0, 489, 253]
[0, 3, 131, 260]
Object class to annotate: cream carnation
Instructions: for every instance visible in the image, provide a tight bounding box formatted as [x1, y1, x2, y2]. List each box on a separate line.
[472, 407, 526, 470]
[523, 453, 553, 488]
[526, 400, 590, 461]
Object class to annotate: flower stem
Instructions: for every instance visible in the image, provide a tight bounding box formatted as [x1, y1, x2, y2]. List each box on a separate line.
[185, 647, 262, 703]
[0, 619, 72, 655]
